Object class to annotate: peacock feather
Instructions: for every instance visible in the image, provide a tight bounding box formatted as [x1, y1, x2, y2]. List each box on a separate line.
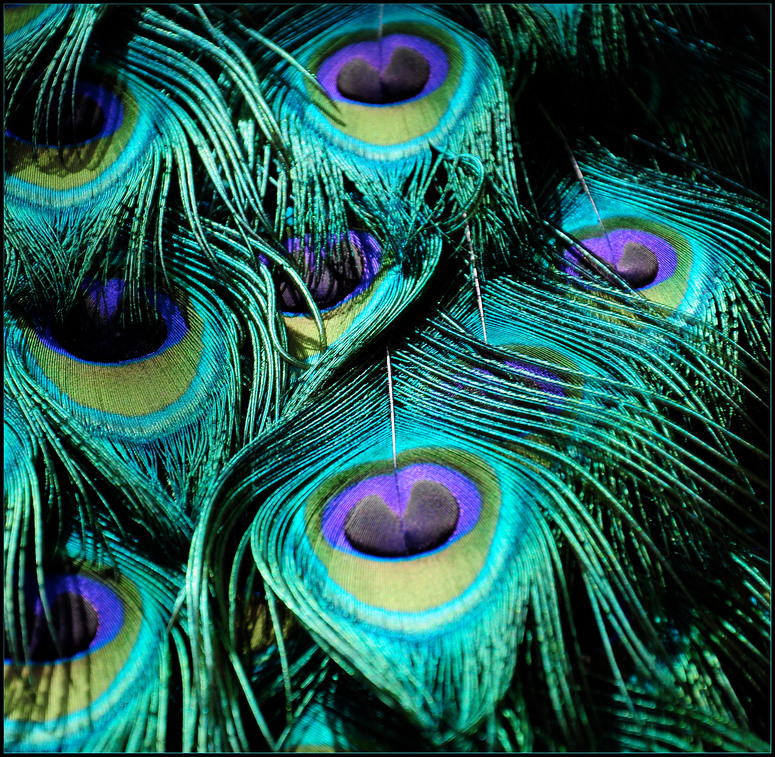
[4, 533, 183, 752]
[4, 3, 769, 753]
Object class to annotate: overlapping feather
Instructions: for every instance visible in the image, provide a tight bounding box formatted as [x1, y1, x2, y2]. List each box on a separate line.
[3, 3, 769, 753]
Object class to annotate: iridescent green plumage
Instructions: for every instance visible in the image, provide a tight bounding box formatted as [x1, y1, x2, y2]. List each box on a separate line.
[3, 3, 769, 753]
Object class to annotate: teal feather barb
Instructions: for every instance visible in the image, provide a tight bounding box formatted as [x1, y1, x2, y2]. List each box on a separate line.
[3, 3, 769, 753]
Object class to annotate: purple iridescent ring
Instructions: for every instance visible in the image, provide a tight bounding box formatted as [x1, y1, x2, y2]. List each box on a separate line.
[317, 34, 449, 106]
[565, 228, 677, 290]
[36, 279, 188, 365]
[4, 573, 125, 664]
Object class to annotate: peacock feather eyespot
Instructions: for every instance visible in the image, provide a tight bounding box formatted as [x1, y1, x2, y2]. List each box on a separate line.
[281, 4, 506, 165]
[11, 572, 126, 666]
[4, 568, 143, 724]
[305, 448, 499, 613]
[343, 478, 460, 558]
[277, 230, 382, 315]
[26, 590, 98, 662]
[19, 279, 202, 420]
[279, 230, 387, 359]
[331, 467, 465, 559]
[3, 547, 175, 753]
[565, 217, 691, 299]
[254, 433, 539, 735]
[6, 260, 245, 507]
[38, 279, 178, 365]
[562, 217, 691, 309]
[5, 75, 155, 204]
[305, 21, 461, 149]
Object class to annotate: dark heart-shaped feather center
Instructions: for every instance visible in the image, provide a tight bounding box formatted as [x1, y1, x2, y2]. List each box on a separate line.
[52, 288, 168, 363]
[344, 479, 460, 557]
[278, 236, 366, 313]
[615, 241, 659, 287]
[581, 239, 660, 289]
[336, 46, 431, 104]
[27, 592, 99, 662]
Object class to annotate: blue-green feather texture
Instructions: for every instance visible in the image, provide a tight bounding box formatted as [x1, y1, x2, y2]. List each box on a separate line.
[4, 3, 769, 753]
[3, 532, 186, 753]
[249, 4, 521, 244]
[4, 218, 285, 519]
